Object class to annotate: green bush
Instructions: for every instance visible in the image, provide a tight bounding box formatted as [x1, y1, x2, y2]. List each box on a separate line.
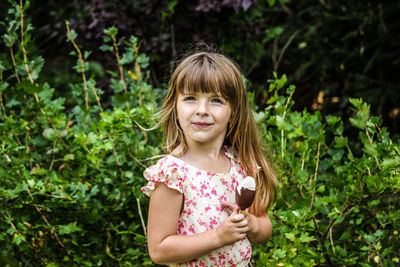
[252, 74, 400, 266]
[1, 1, 399, 266]
[1, 2, 160, 266]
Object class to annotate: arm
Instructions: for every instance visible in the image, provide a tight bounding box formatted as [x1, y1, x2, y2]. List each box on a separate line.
[147, 182, 248, 265]
[245, 212, 272, 244]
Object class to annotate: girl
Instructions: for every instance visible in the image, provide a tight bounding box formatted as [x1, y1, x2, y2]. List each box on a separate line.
[141, 51, 277, 266]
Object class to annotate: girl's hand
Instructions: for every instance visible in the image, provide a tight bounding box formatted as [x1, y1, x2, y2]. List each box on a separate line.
[241, 210, 272, 244]
[241, 210, 257, 233]
[221, 202, 272, 244]
[216, 202, 248, 246]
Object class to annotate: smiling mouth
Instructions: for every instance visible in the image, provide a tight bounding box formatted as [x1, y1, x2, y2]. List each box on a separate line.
[192, 122, 213, 128]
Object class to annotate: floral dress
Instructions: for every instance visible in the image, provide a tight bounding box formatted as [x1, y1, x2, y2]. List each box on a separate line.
[141, 147, 251, 266]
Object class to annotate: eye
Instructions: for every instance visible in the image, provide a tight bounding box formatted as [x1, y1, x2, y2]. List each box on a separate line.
[183, 96, 196, 101]
[211, 98, 224, 104]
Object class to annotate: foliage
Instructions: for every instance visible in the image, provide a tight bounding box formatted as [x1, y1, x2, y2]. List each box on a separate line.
[1, 1, 399, 266]
[1, 1, 161, 265]
[252, 73, 400, 266]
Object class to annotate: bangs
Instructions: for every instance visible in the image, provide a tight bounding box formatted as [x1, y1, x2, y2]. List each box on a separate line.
[175, 54, 238, 101]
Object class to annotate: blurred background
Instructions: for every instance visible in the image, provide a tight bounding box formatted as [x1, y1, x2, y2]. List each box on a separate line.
[2, 0, 399, 136]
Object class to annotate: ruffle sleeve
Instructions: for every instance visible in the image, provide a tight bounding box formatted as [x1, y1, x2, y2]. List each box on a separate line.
[141, 156, 184, 197]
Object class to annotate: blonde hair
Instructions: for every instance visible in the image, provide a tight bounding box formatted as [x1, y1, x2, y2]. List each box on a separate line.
[160, 51, 277, 215]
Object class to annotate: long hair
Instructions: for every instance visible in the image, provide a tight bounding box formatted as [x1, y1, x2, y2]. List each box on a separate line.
[160, 51, 277, 215]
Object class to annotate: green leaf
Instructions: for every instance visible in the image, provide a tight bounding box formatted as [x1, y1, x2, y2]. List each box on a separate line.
[99, 44, 113, 52]
[5, 98, 21, 108]
[64, 154, 75, 161]
[68, 29, 78, 41]
[364, 234, 376, 243]
[277, 74, 287, 89]
[349, 117, 366, 130]
[286, 84, 296, 95]
[267, 0, 276, 7]
[334, 136, 347, 148]
[17, 79, 42, 94]
[43, 128, 56, 140]
[325, 115, 341, 126]
[299, 233, 316, 243]
[362, 143, 377, 157]
[339, 231, 351, 241]
[87, 132, 98, 144]
[104, 26, 118, 36]
[273, 249, 286, 259]
[360, 103, 370, 119]
[58, 222, 82, 235]
[349, 98, 363, 108]
[285, 232, 296, 241]
[382, 158, 399, 169]
[12, 234, 26, 245]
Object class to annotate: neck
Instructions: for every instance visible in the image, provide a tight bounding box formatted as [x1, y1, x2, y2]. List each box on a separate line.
[183, 139, 225, 161]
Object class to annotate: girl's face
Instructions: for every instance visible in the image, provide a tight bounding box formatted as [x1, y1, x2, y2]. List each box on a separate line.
[176, 92, 232, 147]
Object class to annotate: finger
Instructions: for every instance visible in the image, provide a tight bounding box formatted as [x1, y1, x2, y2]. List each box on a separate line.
[236, 232, 247, 240]
[237, 226, 249, 234]
[230, 213, 245, 223]
[236, 218, 248, 228]
[221, 202, 240, 214]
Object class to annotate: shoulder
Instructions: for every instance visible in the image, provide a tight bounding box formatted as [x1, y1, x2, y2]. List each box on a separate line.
[141, 155, 187, 196]
[144, 155, 183, 177]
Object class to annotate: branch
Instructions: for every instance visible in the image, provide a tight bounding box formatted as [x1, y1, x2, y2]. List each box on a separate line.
[274, 30, 300, 73]
[26, 188, 81, 266]
[65, 21, 89, 111]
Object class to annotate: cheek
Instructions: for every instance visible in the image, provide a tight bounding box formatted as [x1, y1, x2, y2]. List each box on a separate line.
[222, 109, 232, 124]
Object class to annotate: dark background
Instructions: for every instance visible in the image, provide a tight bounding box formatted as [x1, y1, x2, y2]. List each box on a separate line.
[3, 0, 399, 137]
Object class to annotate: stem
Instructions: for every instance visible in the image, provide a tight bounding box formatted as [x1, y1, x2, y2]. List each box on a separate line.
[3, 213, 27, 243]
[136, 198, 147, 235]
[127, 150, 147, 168]
[296, 142, 320, 227]
[49, 141, 56, 170]
[4, 153, 11, 162]
[365, 127, 381, 169]
[111, 35, 130, 110]
[280, 129, 285, 157]
[111, 35, 126, 90]
[105, 230, 119, 261]
[133, 43, 142, 81]
[329, 227, 335, 254]
[26, 187, 80, 266]
[112, 146, 121, 166]
[19, 0, 39, 103]
[276, 30, 299, 72]
[65, 21, 89, 111]
[309, 142, 321, 210]
[280, 90, 294, 157]
[0, 70, 6, 118]
[336, 129, 354, 159]
[9, 46, 21, 83]
[312, 216, 333, 265]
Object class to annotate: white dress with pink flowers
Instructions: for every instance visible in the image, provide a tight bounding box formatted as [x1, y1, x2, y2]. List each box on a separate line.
[141, 147, 251, 266]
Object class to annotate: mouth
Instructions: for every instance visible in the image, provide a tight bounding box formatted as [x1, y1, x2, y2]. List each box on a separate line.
[192, 122, 213, 128]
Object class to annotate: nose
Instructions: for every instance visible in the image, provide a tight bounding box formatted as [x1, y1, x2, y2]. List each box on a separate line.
[196, 99, 209, 116]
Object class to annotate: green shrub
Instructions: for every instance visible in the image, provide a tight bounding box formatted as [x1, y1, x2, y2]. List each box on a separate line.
[252, 74, 400, 266]
[1, 1, 398, 266]
[1, 1, 161, 266]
